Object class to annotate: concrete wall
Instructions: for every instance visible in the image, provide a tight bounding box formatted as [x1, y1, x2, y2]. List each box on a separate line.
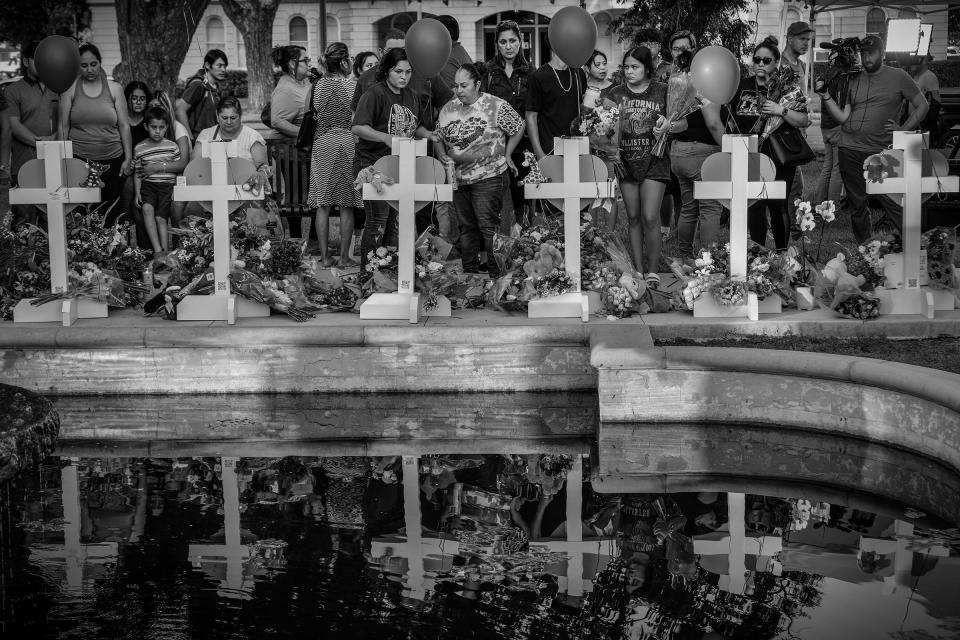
[592, 346, 960, 476]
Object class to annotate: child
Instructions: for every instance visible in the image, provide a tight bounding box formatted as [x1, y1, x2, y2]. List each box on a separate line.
[134, 106, 181, 253]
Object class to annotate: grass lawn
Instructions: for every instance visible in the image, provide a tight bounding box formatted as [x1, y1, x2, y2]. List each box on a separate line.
[655, 335, 960, 375]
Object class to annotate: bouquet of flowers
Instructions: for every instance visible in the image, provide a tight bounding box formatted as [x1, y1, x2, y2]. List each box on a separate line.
[751, 65, 806, 141]
[922, 226, 959, 290]
[31, 262, 148, 308]
[846, 232, 901, 290]
[652, 66, 702, 158]
[579, 104, 620, 159]
[712, 277, 748, 306]
[228, 270, 323, 321]
[668, 242, 731, 310]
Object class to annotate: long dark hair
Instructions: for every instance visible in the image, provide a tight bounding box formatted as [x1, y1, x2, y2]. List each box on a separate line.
[493, 20, 528, 70]
[353, 51, 378, 78]
[376, 47, 410, 82]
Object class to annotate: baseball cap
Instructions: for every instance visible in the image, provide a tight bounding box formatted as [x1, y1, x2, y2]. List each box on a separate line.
[787, 21, 815, 37]
[859, 35, 884, 53]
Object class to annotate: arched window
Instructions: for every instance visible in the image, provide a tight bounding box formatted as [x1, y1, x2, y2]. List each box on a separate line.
[785, 8, 802, 27]
[866, 8, 887, 36]
[206, 16, 225, 52]
[289, 16, 308, 50]
[324, 15, 340, 45]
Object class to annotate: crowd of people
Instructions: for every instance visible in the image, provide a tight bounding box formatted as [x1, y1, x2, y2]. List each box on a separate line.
[0, 17, 942, 278]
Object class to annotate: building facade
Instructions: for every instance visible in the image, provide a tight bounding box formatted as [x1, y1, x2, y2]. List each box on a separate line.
[85, 0, 950, 80]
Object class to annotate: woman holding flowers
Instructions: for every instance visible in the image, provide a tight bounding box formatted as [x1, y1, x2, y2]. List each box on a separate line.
[437, 63, 525, 279]
[602, 47, 677, 286]
[582, 50, 613, 109]
[730, 36, 810, 251]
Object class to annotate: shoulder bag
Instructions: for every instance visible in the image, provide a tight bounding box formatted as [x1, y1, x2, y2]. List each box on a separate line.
[295, 80, 319, 153]
[767, 126, 815, 168]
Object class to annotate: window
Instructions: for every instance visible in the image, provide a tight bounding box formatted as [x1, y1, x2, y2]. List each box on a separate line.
[866, 8, 887, 36]
[206, 16, 225, 52]
[289, 16, 308, 50]
[481, 11, 551, 68]
[785, 8, 802, 28]
[325, 15, 339, 46]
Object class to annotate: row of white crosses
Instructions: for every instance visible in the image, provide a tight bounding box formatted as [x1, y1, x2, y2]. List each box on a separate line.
[13, 132, 956, 327]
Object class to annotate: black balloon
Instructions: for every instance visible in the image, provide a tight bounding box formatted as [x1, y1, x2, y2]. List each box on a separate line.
[34, 35, 80, 94]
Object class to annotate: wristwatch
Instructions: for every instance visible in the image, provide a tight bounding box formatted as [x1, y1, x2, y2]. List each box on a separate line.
[781, 106, 788, 117]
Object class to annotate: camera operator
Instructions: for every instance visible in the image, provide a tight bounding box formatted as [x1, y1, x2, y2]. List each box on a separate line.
[818, 35, 928, 243]
[815, 37, 859, 209]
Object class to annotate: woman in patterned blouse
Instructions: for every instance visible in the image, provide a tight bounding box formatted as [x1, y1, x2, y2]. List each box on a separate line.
[436, 63, 525, 279]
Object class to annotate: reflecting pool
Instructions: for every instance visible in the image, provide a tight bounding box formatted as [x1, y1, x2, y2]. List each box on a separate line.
[2, 447, 959, 640]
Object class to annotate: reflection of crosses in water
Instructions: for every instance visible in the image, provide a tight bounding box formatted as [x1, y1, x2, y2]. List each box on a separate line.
[29, 461, 117, 593]
[172, 141, 268, 324]
[859, 519, 949, 596]
[693, 493, 782, 594]
[865, 131, 959, 316]
[373, 454, 611, 599]
[8, 141, 105, 324]
[187, 457, 252, 599]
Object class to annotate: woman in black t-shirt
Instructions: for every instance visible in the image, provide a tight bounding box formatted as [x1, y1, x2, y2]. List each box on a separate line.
[351, 48, 435, 267]
[730, 36, 810, 251]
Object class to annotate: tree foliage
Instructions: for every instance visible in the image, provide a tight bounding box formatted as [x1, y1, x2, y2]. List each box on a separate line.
[615, 0, 755, 61]
[0, 0, 89, 49]
[113, 0, 211, 97]
[219, 0, 281, 113]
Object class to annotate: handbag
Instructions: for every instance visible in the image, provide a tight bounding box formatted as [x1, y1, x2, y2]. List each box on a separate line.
[295, 80, 319, 153]
[767, 126, 815, 168]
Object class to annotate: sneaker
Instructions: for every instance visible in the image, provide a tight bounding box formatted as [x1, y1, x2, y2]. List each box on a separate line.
[645, 272, 661, 289]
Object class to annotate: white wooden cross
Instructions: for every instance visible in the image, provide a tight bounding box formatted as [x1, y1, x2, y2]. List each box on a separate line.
[859, 519, 949, 597]
[694, 134, 786, 320]
[525, 137, 615, 321]
[693, 492, 782, 594]
[360, 138, 453, 323]
[9, 141, 105, 325]
[866, 131, 959, 317]
[29, 460, 118, 593]
[187, 456, 253, 599]
[173, 140, 269, 325]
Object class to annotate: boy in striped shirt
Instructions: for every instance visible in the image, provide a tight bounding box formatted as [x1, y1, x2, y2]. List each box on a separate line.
[134, 107, 181, 253]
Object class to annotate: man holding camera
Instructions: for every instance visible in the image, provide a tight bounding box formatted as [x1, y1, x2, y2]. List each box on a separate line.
[818, 35, 927, 243]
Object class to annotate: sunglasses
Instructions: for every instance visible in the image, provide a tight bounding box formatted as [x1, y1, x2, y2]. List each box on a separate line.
[752, 56, 775, 65]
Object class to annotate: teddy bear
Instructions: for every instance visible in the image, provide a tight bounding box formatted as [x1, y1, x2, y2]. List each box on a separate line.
[522, 244, 563, 280]
[821, 253, 866, 289]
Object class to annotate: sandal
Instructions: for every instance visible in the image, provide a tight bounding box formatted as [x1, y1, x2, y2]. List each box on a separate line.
[645, 272, 661, 289]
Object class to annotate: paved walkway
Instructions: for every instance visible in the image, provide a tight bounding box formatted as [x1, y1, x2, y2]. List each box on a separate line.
[1, 304, 958, 345]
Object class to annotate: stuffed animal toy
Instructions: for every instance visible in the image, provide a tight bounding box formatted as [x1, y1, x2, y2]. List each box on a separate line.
[81, 161, 108, 188]
[821, 253, 866, 289]
[522, 244, 563, 280]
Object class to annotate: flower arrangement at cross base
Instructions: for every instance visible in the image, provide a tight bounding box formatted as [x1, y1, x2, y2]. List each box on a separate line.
[0, 206, 148, 319]
[789, 199, 835, 285]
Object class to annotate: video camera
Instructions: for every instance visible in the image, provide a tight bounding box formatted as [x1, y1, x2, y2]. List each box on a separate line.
[820, 37, 863, 73]
[814, 37, 862, 97]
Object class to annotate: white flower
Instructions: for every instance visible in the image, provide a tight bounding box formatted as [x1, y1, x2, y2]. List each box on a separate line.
[530, 231, 542, 242]
[428, 261, 443, 272]
[795, 200, 812, 215]
[376, 247, 388, 258]
[800, 217, 816, 232]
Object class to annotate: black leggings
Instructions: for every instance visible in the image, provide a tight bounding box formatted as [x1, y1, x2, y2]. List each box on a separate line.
[747, 162, 796, 251]
[78, 154, 126, 227]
